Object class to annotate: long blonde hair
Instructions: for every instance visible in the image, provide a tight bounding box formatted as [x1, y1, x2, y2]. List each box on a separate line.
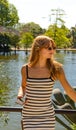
[29, 35, 62, 79]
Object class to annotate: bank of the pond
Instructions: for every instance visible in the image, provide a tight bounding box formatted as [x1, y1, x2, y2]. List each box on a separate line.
[11, 47, 76, 51]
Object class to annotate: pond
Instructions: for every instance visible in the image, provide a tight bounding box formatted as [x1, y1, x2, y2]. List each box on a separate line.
[0, 50, 76, 130]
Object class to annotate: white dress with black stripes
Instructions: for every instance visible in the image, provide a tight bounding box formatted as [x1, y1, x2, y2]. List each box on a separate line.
[22, 66, 55, 130]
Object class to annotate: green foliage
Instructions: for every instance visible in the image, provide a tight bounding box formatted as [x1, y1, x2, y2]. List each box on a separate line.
[0, 112, 9, 125]
[0, 32, 11, 46]
[7, 4, 19, 26]
[45, 24, 71, 48]
[10, 34, 20, 48]
[0, 0, 19, 27]
[0, 32, 20, 55]
[20, 22, 46, 37]
[71, 124, 76, 130]
[0, 81, 10, 105]
[70, 27, 76, 47]
[20, 32, 34, 48]
[0, 0, 9, 25]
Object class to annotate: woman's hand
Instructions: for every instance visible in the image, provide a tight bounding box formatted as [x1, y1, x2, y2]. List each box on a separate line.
[16, 97, 25, 105]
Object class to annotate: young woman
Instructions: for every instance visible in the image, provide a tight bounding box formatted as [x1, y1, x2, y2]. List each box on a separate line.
[17, 35, 76, 130]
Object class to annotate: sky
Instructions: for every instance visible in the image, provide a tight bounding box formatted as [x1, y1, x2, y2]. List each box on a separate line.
[8, 0, 76, 29]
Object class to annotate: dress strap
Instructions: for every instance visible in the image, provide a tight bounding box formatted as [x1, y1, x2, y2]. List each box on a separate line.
[26, 65, 28, 79]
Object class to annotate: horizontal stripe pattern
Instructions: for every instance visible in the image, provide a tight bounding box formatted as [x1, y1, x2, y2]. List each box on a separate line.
[22, 78, 55, 130]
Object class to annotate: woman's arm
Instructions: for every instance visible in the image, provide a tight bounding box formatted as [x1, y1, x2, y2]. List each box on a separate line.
[57, 67, 76, 102]
[17, 65, 27, 99]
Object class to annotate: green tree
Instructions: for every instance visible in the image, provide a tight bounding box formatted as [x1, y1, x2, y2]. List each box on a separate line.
[20, 22, 46, 37]
[0, 0, 9, 26]
[0, 32, 11, 55]
[71, 124, 76, 130]
[0, 0, 19, 27]
[10, 34, 20, 54]
[45, 24, 70, 48]
[7, 4, 19, 26]
[20, 32, 34, 54]
[70, 27, 76, 48]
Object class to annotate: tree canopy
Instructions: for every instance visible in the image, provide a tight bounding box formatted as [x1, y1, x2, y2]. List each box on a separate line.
[0, 0, 19, 27]
[45, 24, 71, 48]
[20, 22, 46, 37]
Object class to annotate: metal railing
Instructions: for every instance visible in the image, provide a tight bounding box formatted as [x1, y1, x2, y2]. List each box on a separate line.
[0, 106, 76, 114]
[0, 106, 76, 130]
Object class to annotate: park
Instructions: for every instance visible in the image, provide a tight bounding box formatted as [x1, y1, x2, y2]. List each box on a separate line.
[0, 0, 76, 130]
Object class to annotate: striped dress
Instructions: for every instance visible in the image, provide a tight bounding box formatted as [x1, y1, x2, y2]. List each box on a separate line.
[22, 66, 55, 130]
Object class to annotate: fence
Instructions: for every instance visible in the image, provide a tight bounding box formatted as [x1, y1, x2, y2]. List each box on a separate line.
[0, 106, 76, 114]
[0, 106, 76, 130]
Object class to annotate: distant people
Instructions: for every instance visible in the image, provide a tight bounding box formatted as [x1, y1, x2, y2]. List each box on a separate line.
[17, 35, 76, 130]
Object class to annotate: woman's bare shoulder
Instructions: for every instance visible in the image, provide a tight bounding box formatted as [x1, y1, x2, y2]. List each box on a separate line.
[54, 61, 65, 79]
[21, 64, 28, 74]
[53, 60, 64, 76]
[53, 60, 63, 68]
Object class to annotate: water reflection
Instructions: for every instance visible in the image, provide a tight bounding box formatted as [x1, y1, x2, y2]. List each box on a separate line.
[0, 51, 28, 106]
[0, 50, 76, 130]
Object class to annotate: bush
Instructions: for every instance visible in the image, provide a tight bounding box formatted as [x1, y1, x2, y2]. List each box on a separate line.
[71, 124, 76, 130]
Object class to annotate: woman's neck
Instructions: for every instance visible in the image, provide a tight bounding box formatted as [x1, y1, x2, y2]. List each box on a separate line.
[35, 59, 47, 68]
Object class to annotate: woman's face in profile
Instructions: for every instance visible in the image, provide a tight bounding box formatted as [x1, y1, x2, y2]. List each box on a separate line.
[39, 42, 55, 59]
